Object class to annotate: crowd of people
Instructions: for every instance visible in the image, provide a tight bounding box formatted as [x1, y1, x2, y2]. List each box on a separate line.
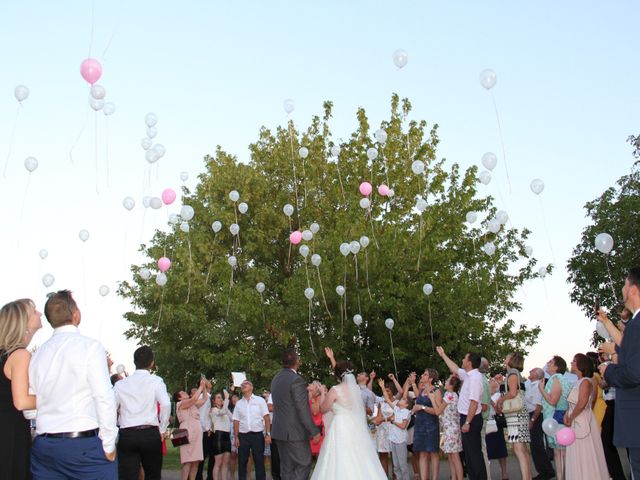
[0, 266, 639, 479]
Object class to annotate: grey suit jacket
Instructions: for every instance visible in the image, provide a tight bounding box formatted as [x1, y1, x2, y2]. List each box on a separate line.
[270, 368, 320, 442]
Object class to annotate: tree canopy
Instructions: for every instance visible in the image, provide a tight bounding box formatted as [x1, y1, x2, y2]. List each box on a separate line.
[119, 95, 541, 391]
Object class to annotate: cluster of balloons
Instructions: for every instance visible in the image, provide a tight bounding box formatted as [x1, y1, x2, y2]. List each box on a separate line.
[339, 236, 370, 257]
[142, 113, 165, 164]
[289, 222, 320, 245]
[541, 418, 576, 446]
[155, 256, 171, 286]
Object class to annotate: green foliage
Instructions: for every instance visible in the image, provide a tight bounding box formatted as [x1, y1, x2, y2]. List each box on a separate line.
[119, 95, 540, 392]
[566, 165, 640, 345]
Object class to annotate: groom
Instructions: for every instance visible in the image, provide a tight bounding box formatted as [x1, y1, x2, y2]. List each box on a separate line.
[271, 348, 322, 480]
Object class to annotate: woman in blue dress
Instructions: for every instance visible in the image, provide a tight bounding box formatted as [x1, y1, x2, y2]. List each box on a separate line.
[411, 369, 442, 480]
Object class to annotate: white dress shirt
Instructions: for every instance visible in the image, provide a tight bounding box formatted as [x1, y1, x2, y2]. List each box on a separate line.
[388, 406, 410, 444]
[360, 384, 377, 412]
[210, 399, 232, 432]
[232, 394, 269, 433]
[198, 392, 212, 432]
[29, 325, 118, 453]
[113, 369, 171, 433]
[457, 368, 483, 416]
[524, 379, 543, 413]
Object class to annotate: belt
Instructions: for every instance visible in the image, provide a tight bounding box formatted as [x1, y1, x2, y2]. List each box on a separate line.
[121, 425, 158, 430]
[41, 428, 99, 439]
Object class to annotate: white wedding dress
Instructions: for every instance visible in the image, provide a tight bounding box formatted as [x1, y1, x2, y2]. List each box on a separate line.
[310, 374, 387, 479]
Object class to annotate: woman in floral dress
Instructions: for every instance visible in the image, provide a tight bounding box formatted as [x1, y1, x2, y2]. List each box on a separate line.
[434, 374, 463, 480]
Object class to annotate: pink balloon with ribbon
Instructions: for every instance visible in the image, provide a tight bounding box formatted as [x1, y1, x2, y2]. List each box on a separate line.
[378, 184, 390, 196]
[80, 58, 102, 85]
[157, 257, 171, 273]
[161, 188, 176, 205]
[359, 181, 372, 196]
[556, 427, 576, 446]
[289, 231, 302, 245]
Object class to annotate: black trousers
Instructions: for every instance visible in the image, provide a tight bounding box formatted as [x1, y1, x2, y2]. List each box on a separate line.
[238, 431, 265, 480]
[530, 412, 555, 477]
[601, 400, 626, 480]
[195, 431, 214, 480]
[460, 413, 487, 480]
[117, 426, 163, 480]
[270, 437, 281, 480]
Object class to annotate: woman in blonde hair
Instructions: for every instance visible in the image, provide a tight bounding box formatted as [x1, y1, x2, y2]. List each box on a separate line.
[0, 298, 42, 480]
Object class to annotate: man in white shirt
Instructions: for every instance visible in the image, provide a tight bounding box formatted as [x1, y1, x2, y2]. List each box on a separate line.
[30, 290, 118, 479]
[437, 346, 486, 480]
[195, 379, 213, 480]
[113, 346, 171, 480]
[232, 380, 271, 480]
[357, 371, 377, 415]
[525, 368, 555, 480]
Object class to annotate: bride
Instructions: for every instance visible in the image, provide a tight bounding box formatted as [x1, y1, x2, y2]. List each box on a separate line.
[310, 356, 387, 479]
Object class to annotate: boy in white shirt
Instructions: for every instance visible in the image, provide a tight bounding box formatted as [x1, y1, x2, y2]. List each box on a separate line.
[378, 379, 411, 480]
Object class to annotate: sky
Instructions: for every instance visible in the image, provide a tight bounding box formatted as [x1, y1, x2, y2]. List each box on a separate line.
[0, 1, 638, 374]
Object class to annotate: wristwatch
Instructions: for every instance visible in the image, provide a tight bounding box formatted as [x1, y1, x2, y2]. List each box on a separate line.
[422, 405, 426, 411]
[265, 432, 271, 436]
[464, 421, 470, 425]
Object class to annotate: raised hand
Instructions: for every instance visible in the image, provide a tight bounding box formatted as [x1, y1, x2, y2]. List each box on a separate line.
[377, 378, 385, 389]
[436, 346, 445, 357]
[324, 347, 335, 360]
[388, 373, 396, 381]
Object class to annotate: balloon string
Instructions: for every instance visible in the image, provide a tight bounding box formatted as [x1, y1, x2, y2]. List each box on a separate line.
[287, 216, 292, 268]
[358, 328, 364, 372]
[301, 158, 308, 208]
[94, 112, 99, 194]
[381, 145, 390, 187]
[537, 197, 556, 264]
[368, 208, 380, 249]
[490, 92, 512, 194]
[186, 233, 193, 304]
[605, 257, 619, 301]
[472, 238, 480, 292]
[315, 266, 332, 318]
[70, 109, 89, 165]
[105, 118, 110, 188]
[364, 250, 373, 300]
[287, 122, 300, 222]
[427, 298, 434, 352]
[101, 0, 123, 59]
[204, 235, 216, 287]
[88, 0, 96, 57]
[3, 105, 21, 178]
[308, 300, 316, 358]
[17, 174, 31, 248]
[417, 216, 423, 272]
[343, 262, 348, 341]
[336, 160, 346, 203]
[156, 290, 165, 329]
[389, 330, 398, 378]
[304, 258, 310, 287]
[260, 293, 266, 325]
[233, 203, 241, 249]
[354, 255, 362, 314]
[226, 268, 233, 317]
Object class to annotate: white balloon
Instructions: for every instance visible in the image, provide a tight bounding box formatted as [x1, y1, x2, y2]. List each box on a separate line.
[156, 273, 167, 286]
[479, 68, 497, 90]
[479, 170, 492, 185]
[388, 189, 395, 198]
[256, 282, 265, 293]
[103, 102, 116, 116]
[367, 148, 378, 161]
[299, 147, 309, 158]
[142, 196, 151, 208]
[349, 241, 361, 255]
[483, 242, 496, 255]
[180, 171, 189, 182]
[385, 318, 395, 330]
[359, 236, 370, 248]
[139, 268, 151, 280]
[122, 196, 135, 211]
[496, 210, 509, 224]
[99, 285, 110, 296]
[359, 198, 371, 209]
[89, 97, 104, 111]
[141, 138, 152, 150]
[304, 287, 315, 300]
[595, 233, 614, 254]
[14, 85, 29, 102]
[375, 129, 388, 144]
[180, 222, 190, 233]
[146, 127, 158, 139]
[90, 84, 106, 100]
[238, 202, 249, 214]
[42, 273, 55, 288]
[116, 364, 126, 375]
[353, 314, 363, 327]
[283, 98, 295, 114]
[330, 145, 341, 157]
[466, 212, 477, 224]
[538, 266, 548, 278]
[168, 213, 179, 225]
[180, 205, 195, 221]
[228, 255, 237, 268]
[481, 152, 497, 171]
[24, 156, 38, 172]
[339, 243, 351, 257]
[596, 321, 611, 340]
[283, 204, 294, 217]
[145, 149, 159, 164]
[336, 285, 345, 296]
[211, 221, 222, 233]
[530, 178, 545, 195]
[229, 223, 240, 236]
[487, 219, 501, 234]
[411, 160, 425, 175]
[416, 198, 428, 213]
[39, 249, 48, 259]
[229, 190, 240, 202]
[310, 222, 320, 234]
[542, 418, 560, 436]
[311, 254, 322, 267]
[423, 283, 433, 295]
[302, 230, 313, 241]
[392, 49, 408, 69]
[524, 246, 533, 256]
[78, 229, 90, 242]
[145, 112, 158, 127]
[150, 197, 162, 209]
[299, 245, 310, 258]
[153, 144, 166, 158]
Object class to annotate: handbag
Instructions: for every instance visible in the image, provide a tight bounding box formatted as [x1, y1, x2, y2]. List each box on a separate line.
[170, 428, 190, 447]
[501, 373, 524, 414]
[494, 413, 507, 429]
[485, 418, 498, 434]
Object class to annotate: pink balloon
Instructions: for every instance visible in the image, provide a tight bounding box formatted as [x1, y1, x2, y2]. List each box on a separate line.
[80, 58, 102, 85]
[378, 184, 390, 196]
[359, 182, 373, 196]
[161, 188, 176, 205]
[157, 257, 171, 273]
[289, 231, 302, 245]
[556, 427, 576, 446]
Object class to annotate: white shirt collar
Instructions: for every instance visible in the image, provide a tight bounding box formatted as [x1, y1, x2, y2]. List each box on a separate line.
[133, 369, 151, 376]
[53, 325, 79, 335]
[634, 308, 640, 318]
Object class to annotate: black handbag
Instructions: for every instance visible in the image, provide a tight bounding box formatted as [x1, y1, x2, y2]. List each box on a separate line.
[494, 413, 507, 429]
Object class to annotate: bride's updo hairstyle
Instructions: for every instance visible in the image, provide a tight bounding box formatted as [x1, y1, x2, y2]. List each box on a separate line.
[334, 359, 354, 380]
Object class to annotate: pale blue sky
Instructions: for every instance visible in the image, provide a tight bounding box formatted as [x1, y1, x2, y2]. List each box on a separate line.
[1, 1, 638, 371]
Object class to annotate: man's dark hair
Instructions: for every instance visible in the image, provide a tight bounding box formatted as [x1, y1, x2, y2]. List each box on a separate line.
[134, 346, 155, 369]
[467, 352, 481, 369]
[44, 290, 78, 328]
[628, 267, 640, 288]
[282, 348, 299, 368]
[110, 374, 122, 386]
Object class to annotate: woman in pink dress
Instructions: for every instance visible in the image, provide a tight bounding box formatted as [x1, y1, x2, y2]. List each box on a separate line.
[563, 354, 609, 480]
[174, 379, 208, 480]
[308, 381, 325, 457]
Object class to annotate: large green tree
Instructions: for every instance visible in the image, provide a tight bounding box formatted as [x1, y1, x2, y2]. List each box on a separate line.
[119, 95, 540, 391]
